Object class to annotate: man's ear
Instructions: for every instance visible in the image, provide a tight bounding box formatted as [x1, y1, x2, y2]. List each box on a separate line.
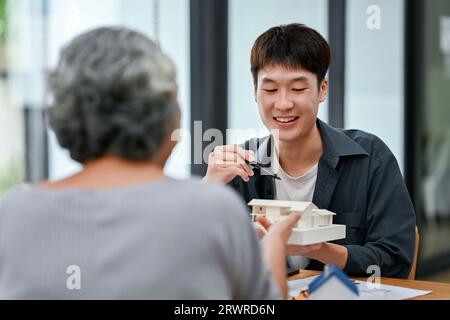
[319, 79, 328, 102]
[253, 84, 258, 103]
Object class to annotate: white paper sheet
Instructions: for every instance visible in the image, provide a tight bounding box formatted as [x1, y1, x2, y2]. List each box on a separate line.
[288, 276, 432, 300]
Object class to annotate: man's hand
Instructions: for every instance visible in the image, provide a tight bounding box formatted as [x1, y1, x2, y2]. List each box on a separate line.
[258, 215, 348, 270]
[286, 243, 324, 257]
[203, 145, 255, 184]
[257, 216, 324, 258]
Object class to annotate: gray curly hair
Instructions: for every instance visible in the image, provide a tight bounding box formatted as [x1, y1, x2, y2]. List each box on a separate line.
[47, 27, 178, 164]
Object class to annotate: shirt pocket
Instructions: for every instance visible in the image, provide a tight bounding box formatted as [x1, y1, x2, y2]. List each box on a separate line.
[335, 212, 366, 245]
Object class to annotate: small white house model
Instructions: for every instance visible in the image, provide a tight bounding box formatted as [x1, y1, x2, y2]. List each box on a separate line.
[307, 264, 359, 300]
[249, 199, 346, 246]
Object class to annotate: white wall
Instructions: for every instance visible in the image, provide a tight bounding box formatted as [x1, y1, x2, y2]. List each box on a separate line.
[345, 0, 405, 172]
[46, 0, 190, 180]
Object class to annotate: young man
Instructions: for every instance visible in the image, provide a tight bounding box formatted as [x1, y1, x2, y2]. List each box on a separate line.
[204, 23, 416, 278]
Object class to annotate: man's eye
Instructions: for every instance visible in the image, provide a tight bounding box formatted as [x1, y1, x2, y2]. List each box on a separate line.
[263, 89, 277, 93]
[293, 88, 306, 92]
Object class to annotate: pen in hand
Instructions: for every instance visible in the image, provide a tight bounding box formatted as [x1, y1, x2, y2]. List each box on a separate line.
[245, 160, 281, 180]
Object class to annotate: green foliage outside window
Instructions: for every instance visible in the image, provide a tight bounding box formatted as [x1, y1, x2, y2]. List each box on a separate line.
[0, 0, 6, 41]
[0, 1, 25, 196]
[0, 158, 24, 196]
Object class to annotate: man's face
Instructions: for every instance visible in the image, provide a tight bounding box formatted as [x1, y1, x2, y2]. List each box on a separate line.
[255, 65, 327, 144]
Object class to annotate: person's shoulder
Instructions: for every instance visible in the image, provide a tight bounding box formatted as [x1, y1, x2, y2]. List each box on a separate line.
[0, 184, 34, 217]
[173, 178, 248, 219]
[341, 128, 394, 160]
[0, 184, 33, 205]
[177, 178, 246, 205]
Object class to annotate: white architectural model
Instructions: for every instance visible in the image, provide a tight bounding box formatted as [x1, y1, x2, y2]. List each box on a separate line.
[249, 199, 346, 245]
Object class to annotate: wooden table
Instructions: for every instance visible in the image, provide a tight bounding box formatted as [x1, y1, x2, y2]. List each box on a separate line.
[288, 270, 450, 300]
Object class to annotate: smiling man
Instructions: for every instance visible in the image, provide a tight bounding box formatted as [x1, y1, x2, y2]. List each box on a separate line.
[204, 23, 416, 278]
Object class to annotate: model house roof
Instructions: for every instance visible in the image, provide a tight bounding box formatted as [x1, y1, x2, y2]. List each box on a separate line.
[287, 202, 318, 211]
[248, 199, 318, 210]
[308, 265, 359, 296]
[311, 209, 337, 216]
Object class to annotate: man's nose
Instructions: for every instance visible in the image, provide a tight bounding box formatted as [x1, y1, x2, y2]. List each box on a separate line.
[274, 92, 294, 110]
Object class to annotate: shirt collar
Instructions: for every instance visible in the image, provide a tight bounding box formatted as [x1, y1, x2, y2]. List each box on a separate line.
[317, 119, 369, 168]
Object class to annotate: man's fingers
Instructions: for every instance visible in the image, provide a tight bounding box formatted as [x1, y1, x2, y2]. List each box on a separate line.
[240, 163, 254, 177]
[214, 160, 246, 167]
[214, 145, 255, 162]
[211, 152, 254, 177]
[212, 151, 245, 164]
[204, 145, 256, 184]
[227, 167, 250, 182]
[212, 152, 254, 175]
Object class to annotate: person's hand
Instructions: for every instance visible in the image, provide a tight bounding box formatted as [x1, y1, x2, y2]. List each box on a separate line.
[253, 221, 268, 240]
[256, 212, 302, 299]
[286, 243, 324, 257]
[256, 214, 302, 244]
[258, 216, 348, 271]
[257, 216, 324, 257]
[203, 145, 255, 184]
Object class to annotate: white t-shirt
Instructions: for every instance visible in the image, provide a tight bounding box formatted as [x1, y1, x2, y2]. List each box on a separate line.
[274, 164, 318, 202]
[271, 148, 319, 270]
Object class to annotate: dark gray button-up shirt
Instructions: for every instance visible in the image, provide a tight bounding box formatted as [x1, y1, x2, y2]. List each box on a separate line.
[229, 119, 416, 279]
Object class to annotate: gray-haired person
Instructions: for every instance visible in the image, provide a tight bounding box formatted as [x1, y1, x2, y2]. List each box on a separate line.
[0, 27, 300, 299]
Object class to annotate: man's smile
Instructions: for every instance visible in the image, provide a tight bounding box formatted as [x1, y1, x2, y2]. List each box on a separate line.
[273, 116, 300, 128]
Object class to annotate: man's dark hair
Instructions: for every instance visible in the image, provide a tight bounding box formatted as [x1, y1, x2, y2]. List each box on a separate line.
[250, 23, 331, 87]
